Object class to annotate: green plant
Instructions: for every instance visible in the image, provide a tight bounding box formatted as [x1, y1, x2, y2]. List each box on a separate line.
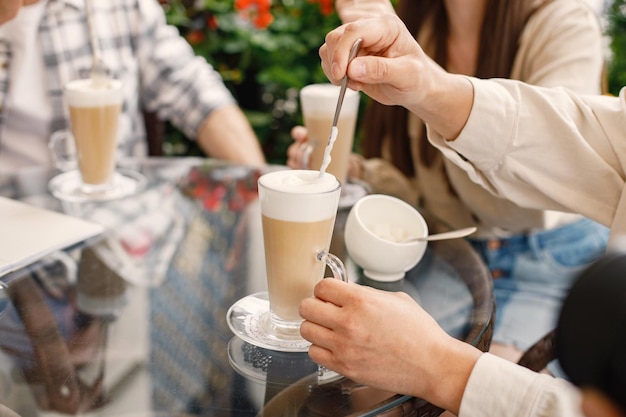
[160, 0, 342, 163]
[608, 0, 626, 95]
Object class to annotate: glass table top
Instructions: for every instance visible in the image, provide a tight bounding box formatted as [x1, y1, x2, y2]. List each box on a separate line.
[0, 158, 493, 417]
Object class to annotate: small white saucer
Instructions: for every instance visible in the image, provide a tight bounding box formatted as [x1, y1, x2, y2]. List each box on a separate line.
[49, 168, 147, 203]
[226, 291, 311, 353]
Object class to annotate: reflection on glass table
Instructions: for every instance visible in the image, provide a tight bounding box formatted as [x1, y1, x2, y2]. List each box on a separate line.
[0, 158, 493, 417]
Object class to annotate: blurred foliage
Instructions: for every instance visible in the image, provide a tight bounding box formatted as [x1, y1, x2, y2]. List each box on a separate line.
[608, 0, 626, 95]
[159, 0, 344, 163]
[159, 0, 626, 161]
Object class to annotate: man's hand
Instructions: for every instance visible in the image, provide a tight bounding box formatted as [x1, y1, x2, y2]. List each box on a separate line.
[319, 15, 474, 140]
[299, 278, 482, 414]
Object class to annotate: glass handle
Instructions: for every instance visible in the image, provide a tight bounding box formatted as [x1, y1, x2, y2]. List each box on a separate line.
[317, 250, 348, 282]
[315, 250, 348, 382]
[48, 129, 77, 172]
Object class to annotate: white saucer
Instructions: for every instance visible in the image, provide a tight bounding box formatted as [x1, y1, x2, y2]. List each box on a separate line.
[226, 291, 311, 353]
[49, 168, 147, 203]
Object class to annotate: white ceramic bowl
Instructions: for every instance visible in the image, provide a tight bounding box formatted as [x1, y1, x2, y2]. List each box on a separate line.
[344, 194, 428, 282]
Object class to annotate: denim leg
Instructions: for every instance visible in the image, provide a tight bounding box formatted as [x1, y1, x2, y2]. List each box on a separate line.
[472, 218, 609, 351]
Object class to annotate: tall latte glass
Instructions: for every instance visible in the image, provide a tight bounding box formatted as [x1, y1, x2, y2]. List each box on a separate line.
[258, 169, 347, 341]
[51, 78, 123, 193]
[299, 84, 359, 185]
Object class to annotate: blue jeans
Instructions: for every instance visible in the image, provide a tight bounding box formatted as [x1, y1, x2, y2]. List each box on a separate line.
[468, 218, 609, 351]
[404, 218, 608, 377]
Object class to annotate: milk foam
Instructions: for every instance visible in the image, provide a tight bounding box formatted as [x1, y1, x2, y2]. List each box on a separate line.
[318, 126, 338, 177]
[300, 84, 359, 117]
[259, 169, 340, 222]
[65, 79, 123, 108]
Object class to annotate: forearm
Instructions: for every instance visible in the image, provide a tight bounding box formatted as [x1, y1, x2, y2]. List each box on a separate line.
[428, 79, 626, 228]
[419, 336, 482, 415]
[197, 105, 266, 166]
[406, 70, 474, 141]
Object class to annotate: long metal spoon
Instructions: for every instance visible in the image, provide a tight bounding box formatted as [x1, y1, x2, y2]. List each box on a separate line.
[403, 227, 477, 243]
[84, 0, 110, 87]
[318, 38, 363, 178]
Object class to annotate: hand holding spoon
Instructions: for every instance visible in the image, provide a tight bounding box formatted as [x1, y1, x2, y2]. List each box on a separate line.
[318, 38, 363, 178]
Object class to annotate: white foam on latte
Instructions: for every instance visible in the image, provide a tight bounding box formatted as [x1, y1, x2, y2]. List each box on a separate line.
[258, 169, 340, 222]
[300, 84, 359, 117]
[65, 79, 123, 107]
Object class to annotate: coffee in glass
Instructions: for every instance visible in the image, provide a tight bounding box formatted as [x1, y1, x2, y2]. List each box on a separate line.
[258, 169, 347, 341]
[299, 84, 359, 186]
[50, 78, 123, 194]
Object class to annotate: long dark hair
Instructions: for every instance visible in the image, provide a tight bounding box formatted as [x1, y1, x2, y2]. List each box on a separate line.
[361, 0, 550, 175]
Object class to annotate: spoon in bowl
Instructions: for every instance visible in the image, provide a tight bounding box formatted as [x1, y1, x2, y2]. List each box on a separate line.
[403, 227, 477, 243]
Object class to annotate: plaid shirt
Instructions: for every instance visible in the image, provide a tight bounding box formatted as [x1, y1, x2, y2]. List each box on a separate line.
[0, 0, 236, 159]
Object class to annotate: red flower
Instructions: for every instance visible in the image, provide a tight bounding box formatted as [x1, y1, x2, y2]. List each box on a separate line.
[307, 0, 334, 16]
[234, 0, 274, 29]
[207, 15, 218, 30]
[253, 11, 274, 29]
[186, 30, 205, 45]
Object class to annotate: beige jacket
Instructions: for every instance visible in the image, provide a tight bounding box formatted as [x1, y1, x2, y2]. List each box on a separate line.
[358, 0, 605, 238]
[431, 79, 626, 247]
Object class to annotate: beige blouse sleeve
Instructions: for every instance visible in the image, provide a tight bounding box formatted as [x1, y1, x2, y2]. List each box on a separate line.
[428, 78, 626, 238]
[460, 354, 583, 417]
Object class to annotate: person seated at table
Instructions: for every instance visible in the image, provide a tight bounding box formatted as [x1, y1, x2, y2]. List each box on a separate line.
[0, 0, 265, 174]
[298, 14, 626, 417]
[289, 0, 609, 367]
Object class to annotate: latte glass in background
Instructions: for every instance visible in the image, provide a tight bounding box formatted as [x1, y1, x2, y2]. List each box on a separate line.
[299, 84, 359, 185]
[49, 78, 123, 193]
[258, 169, 347, 341]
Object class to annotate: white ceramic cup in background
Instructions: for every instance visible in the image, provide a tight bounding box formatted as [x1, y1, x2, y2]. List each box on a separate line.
[344, 194, 429, 282]
[299, 84, 359, 185]
[49, 78, 123, 193]
[258, 169, 347, 341]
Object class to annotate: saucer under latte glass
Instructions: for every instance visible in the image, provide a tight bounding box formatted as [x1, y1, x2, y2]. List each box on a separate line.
[48, 77, 145, 202]
[227, 169, 348, 352]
